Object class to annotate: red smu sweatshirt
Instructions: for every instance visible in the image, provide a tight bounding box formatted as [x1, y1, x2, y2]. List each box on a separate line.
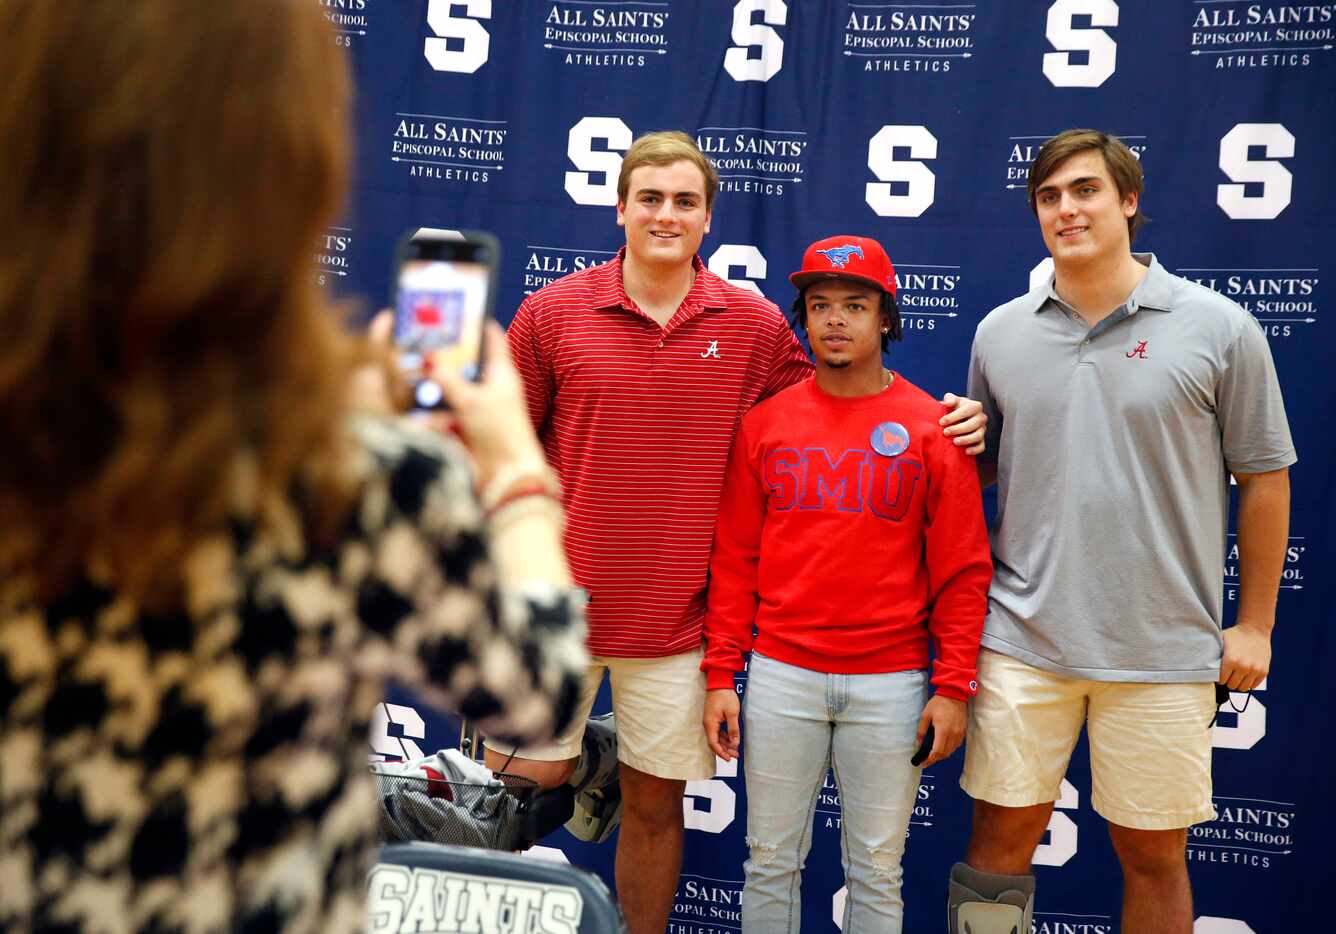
[701, 375, 991, 701]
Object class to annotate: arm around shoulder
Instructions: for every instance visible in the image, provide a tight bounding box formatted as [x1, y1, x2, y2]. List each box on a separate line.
[759, 313, 814, 400]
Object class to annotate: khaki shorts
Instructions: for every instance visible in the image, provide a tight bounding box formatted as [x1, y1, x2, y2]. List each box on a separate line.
[485, 648, 716, 782]
[960, 649, 1217, 830]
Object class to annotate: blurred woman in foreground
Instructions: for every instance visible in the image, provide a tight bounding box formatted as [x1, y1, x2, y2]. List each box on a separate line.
[0, 2, 585, 930]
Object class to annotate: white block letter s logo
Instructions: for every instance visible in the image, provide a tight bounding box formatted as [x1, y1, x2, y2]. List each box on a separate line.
[1031, 778, 1079, 867]
[724, 0, 787, 82]
[368, 703, 426, 762]
[1212, 678, 1267, 750]
[832, 886, 849, 930]
[1217, 124, 1294, 220]
[683, 756, 738, 834]
[425, 0, 492, 74]
[1043, 0, 1118, 88]
[708, 244, 768, 295]
[866, 125, 937, 218]
[565, 117, 634, 207]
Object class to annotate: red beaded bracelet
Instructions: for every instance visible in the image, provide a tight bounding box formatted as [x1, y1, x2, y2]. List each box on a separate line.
[485, 481, 559, 519]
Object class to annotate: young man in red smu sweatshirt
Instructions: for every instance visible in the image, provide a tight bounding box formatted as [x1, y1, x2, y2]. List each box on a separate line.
[701, 235, 992, 933]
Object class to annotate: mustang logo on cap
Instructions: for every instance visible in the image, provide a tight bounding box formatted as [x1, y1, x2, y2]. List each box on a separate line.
[815, 244, 863, 269]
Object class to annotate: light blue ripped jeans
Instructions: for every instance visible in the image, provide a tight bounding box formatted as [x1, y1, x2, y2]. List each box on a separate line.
[740, 652, 927, 934]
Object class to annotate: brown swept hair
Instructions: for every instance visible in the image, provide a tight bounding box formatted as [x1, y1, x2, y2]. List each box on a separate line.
[1026, 129, 1147, 242]
[617, 131, 720, 213]
[0, 0, 360, 608]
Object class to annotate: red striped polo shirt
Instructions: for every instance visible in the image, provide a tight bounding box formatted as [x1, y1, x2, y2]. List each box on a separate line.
[507, 249, 813, 657]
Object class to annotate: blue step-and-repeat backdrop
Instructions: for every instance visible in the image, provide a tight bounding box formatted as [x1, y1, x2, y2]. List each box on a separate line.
[325, 2, 1335, 931]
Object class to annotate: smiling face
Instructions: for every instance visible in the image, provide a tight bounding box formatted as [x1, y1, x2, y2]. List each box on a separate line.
[1033, 149, 1138, 269]
[804, 280, 887, 370]
[616, 160, 712, 272]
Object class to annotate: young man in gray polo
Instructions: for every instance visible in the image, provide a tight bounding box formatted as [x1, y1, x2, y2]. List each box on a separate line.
[947, 129, 1294, 934]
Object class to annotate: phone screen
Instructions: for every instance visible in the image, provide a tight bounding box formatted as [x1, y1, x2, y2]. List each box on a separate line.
[394, 256, 489, 407]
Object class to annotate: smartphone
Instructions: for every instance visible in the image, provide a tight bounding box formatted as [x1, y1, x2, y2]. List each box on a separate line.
[392, 229, 500, 409]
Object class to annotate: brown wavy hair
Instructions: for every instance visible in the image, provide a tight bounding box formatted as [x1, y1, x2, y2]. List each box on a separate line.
[0, 0, 359, 607]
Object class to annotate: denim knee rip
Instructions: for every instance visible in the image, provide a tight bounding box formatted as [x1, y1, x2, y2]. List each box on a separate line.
[869, 847, 900, 880]
[745, 836, 778, 867]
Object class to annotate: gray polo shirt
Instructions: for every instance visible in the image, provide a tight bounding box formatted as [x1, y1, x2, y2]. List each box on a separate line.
[967, 254, 1295, 682]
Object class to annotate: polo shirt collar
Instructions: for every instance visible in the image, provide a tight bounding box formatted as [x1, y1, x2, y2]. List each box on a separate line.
[1030, 252, 1175, 316]
[589, 250, 628, 311]
[1127, 253, 1175, 312]
[590, 248, 728, 315]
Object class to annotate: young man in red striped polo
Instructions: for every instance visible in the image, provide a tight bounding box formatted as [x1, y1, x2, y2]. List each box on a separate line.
[487, 130, 987, 934]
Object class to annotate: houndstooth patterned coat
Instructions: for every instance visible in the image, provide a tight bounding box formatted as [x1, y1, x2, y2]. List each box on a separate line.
[0, 416, 587, 933]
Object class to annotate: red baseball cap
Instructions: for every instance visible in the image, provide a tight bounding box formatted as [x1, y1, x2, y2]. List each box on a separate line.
[789, 235, 897, 296]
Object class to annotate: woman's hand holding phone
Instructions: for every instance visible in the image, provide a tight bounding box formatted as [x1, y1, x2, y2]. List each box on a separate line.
[363, 311, 567, 587]
[359, 311, 543, 487]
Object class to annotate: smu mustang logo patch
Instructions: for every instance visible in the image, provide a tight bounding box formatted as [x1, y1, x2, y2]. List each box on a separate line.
[815, 244, 864, 268]
[871, 422, 910, 457]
